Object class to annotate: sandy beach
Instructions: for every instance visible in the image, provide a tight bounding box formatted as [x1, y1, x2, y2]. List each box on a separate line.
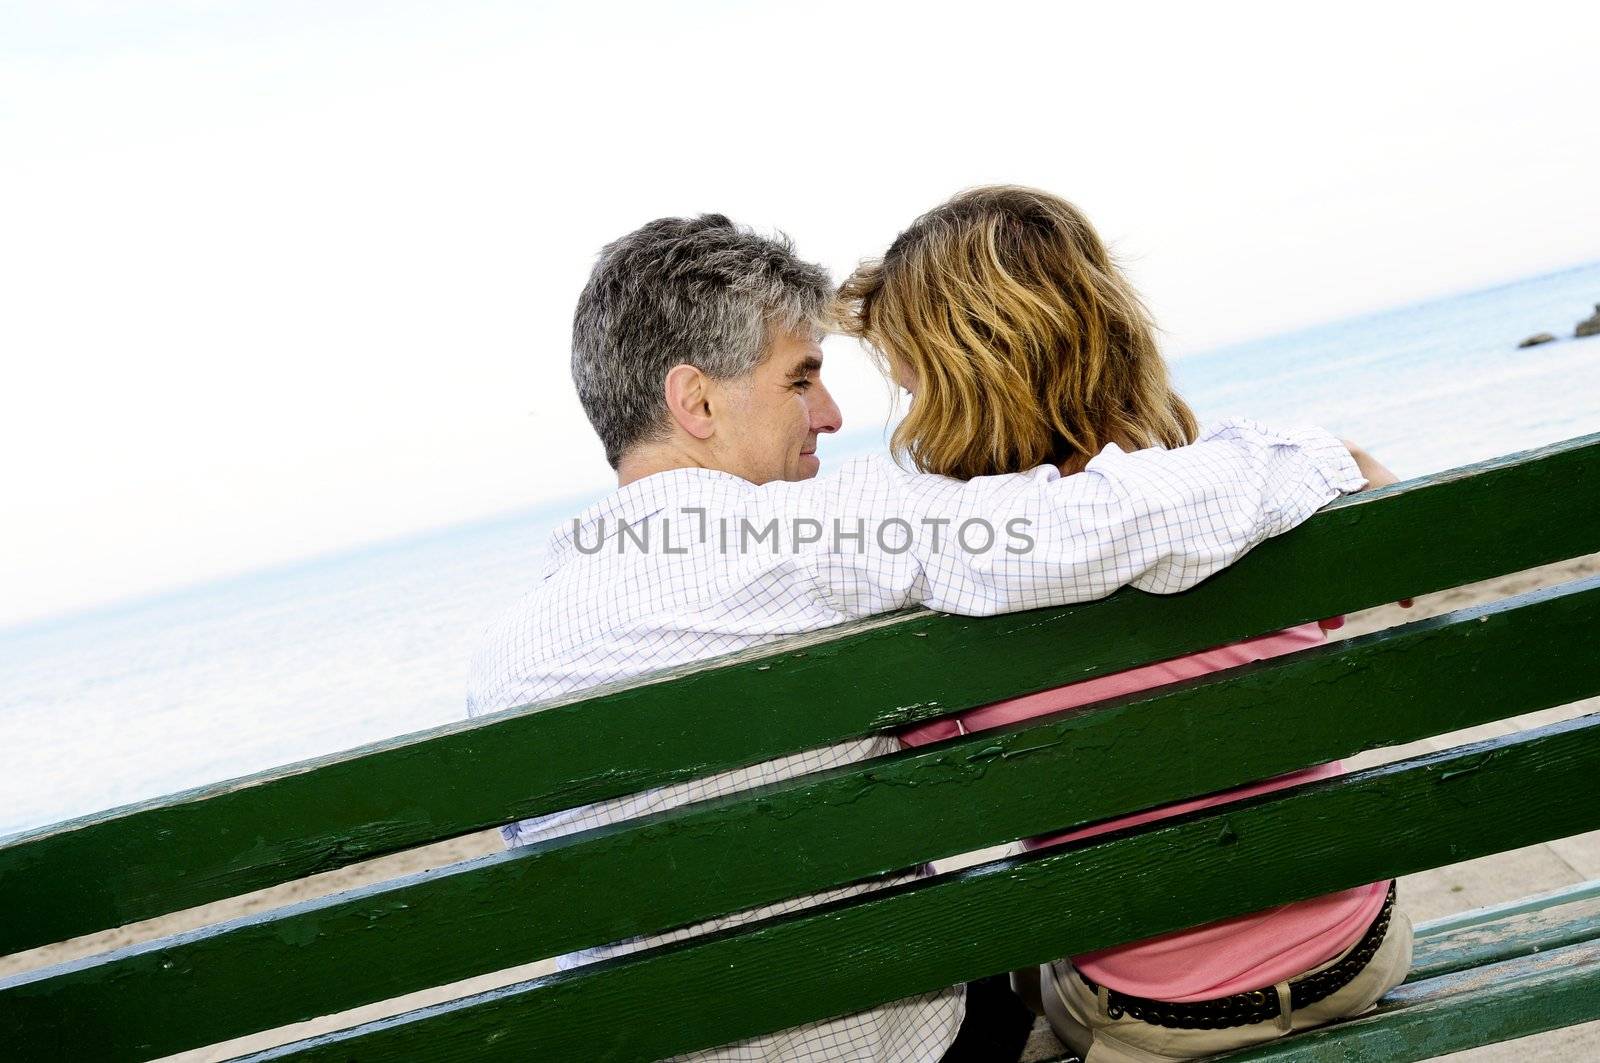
[5, 551, 1597, 1062]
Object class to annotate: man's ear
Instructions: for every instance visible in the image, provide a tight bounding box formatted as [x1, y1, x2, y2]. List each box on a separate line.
[663, 364, 715, 441]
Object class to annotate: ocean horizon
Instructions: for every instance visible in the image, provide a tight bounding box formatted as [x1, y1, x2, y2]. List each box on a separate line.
[5, 260, 1600, 840]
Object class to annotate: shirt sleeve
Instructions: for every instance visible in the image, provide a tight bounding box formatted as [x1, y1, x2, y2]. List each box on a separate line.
[791, 418, 1364, 619]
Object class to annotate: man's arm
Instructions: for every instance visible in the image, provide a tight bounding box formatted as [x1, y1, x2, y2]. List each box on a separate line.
[1341, 439, 1399, 492]
[793, 418, 1364, 619]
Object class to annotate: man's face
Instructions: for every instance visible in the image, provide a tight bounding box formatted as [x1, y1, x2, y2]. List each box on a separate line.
[710, 329, 843, 484]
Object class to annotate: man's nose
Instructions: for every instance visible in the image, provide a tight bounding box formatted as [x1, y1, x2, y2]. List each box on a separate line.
[811, 381, 843, 435]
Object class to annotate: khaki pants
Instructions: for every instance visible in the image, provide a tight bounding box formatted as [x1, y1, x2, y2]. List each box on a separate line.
[1031, 906, 1414, 1062]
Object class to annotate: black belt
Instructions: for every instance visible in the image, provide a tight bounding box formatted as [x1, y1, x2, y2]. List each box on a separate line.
[1077, 882, 1397, 1031]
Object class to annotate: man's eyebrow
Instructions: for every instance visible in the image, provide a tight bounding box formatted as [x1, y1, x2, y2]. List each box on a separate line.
[790, 355, 824, 376]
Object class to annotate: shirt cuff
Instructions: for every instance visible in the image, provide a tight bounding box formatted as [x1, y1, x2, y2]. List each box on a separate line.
[1203, 417, 1366, 496]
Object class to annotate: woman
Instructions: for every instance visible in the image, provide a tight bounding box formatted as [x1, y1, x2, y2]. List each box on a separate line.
[837, 186, 1413, 1062]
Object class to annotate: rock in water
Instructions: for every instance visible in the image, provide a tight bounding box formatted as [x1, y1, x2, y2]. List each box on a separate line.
[1518, 332, 1557, 348]
[1578, 304, 1600, 339]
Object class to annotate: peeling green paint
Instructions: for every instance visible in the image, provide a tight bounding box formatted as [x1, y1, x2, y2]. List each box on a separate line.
[7, 584, 1600, 1061]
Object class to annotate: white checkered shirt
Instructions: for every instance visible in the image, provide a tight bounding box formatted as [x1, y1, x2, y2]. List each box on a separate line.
[466, 418, 1362, 1062]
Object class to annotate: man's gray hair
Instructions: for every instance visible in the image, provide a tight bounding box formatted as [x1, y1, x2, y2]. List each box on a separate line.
[572, 214, 833, 468]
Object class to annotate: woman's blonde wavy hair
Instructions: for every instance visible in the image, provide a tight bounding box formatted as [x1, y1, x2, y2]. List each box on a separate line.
[837, 185, 1198, 479]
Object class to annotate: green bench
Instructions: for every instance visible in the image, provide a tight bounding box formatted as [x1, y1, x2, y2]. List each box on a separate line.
[3, 432, 1599, 1062]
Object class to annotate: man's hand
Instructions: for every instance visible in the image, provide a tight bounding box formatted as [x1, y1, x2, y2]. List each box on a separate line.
[1342, 439, 1400, 493]
[1320, 441, 1412, 631]
[1341, 440, 1399, 492]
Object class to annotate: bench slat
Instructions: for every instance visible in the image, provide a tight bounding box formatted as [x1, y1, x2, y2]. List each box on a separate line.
[7, 577, 1600, 1061]
[1216, 936, 1600, 1062]
[2, 433, 1597, 959]
[220, 713, 1600, 1063]
[1414, 876, 1600, 935]
[1408, 886, 1600, 983]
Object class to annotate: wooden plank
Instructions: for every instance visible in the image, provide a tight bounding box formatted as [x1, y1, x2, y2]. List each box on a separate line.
[223, 714, 1600, 1063]
[1408, 888, 1600, 982]
[1217, 937, 1600, 1062]
[2, 433, 1597, 958]
[8, 578, 1600, 1061]
[1413, 876, 1600, 936]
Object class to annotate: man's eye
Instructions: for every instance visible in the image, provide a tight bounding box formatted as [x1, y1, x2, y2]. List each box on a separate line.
[790, 379, 812, 391]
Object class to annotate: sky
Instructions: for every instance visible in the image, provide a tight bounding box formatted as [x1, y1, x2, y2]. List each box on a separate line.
[3, 0, 1598, 629]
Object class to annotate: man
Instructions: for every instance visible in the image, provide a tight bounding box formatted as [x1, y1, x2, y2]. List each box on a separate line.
[468, 214, 1373, 1061]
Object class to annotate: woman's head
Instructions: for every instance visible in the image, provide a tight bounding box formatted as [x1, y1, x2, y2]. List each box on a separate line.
[838, 185, 1197, 478]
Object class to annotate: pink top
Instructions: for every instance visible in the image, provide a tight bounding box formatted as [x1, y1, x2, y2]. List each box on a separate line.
[899, 623, 1389, 1002]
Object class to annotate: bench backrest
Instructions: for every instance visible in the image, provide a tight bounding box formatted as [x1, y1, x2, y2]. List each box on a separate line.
[3, 433, 1600, 1061]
